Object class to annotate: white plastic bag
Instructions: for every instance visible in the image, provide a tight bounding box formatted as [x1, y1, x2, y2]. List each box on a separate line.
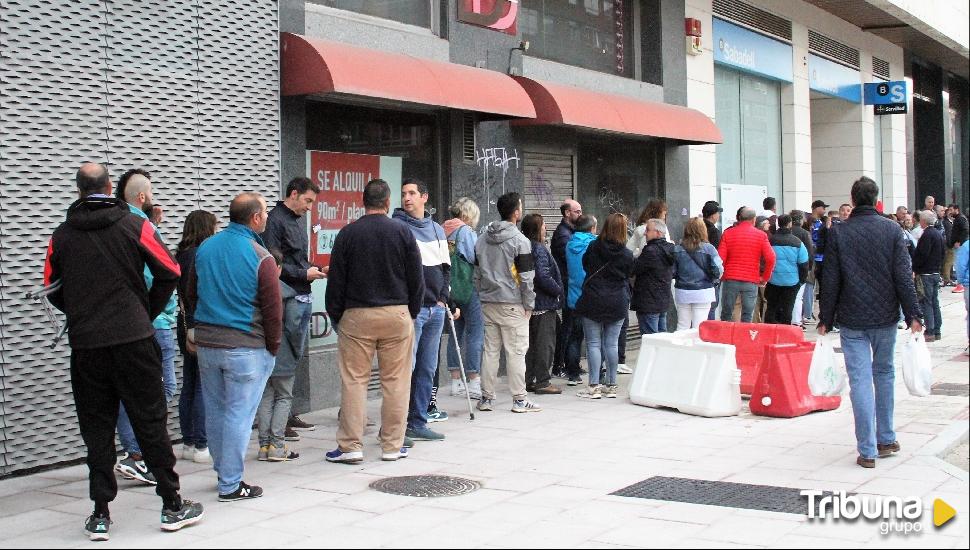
[808, 335, 846, 396]
[901, 332, 933, 397]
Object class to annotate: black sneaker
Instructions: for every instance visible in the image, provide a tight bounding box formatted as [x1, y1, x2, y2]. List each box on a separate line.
[567, 375, 582, 386]
[284, 427, 301, 441]
[287, 415, 316, 431]
[218, 481, 263, 502]
[84, 514, 111, 541]
[115, 453, 157, 486]
[160, 499, 204, 531]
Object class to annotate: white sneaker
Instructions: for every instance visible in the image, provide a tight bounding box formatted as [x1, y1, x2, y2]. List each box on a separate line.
[466, 378, 482, 400]
[192, 447, 212, 464]
[616, 364, 633, 375]
[450, 378, 466, 397]
[181, 445, 196, 461]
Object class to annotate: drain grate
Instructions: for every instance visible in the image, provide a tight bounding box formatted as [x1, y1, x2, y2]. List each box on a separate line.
[612, 476, 831, 515]
[932, 383, 970, 397]
[370, 475, 481, 497]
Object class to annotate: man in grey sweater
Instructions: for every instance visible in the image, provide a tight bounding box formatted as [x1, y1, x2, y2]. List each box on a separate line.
[474, 192, 540, 414]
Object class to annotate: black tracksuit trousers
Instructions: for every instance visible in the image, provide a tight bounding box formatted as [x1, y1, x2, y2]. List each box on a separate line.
[70, 336, 180, 508]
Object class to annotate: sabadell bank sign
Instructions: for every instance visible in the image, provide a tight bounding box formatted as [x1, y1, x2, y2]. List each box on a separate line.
[713, 18, 793, 83]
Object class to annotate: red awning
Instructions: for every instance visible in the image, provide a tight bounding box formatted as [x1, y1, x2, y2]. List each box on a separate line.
[512, 77, 723, 144]
[281, 33, 536, 119]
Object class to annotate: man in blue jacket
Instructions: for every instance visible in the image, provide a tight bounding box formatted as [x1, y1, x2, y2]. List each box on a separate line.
[819, 177, 922, 469]
[564, 215, 597, 386]
[393, 178, 451, 440]
[186, 193, 283, 501]
[764, 215, 808, 325]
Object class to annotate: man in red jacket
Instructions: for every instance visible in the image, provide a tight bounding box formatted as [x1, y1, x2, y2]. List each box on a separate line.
[718, 207, 776, 322]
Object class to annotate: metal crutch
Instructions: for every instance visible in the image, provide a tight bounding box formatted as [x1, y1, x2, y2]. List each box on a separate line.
[446, 308, 475, 421]
[25, 280, 68, 348]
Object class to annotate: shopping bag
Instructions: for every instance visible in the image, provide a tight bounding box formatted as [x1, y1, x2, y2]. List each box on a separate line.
[807, 335, 846, 396]
[901, 332, 933, 397]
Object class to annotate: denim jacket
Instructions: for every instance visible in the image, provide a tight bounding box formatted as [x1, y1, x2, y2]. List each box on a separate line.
[673, 242, 723, 290]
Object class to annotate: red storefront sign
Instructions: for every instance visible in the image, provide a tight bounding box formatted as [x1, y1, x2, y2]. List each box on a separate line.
[307, 150, 380, 269]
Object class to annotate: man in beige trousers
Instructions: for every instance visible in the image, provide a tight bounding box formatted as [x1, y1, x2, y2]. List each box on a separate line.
[474, 192, 542, 414]
[324, 179, 425, 463]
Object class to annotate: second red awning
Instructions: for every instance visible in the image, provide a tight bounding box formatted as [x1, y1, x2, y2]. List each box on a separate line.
[512, 76, 723, 145]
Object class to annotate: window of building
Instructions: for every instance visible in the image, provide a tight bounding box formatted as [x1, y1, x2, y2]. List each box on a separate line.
[307, 0, 433, 30]
[305, 101, 441, 209]
[521, 0, 635, 78]
[714, 66, 783, 210]
[577, 138, 662, 232]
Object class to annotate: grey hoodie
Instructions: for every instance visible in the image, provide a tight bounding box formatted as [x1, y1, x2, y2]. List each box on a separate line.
[474, 221, 536, 309]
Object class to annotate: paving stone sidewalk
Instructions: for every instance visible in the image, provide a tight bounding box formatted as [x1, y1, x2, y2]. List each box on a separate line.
[0, 293, 967, 548]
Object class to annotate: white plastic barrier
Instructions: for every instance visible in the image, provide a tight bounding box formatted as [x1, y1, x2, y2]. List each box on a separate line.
[629, 329, 742, 417]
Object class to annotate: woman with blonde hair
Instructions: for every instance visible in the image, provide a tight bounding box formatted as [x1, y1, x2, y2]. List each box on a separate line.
[442, 197, 484, 400]
[672, 217, 723, 330]
[574, 213, 634, 399]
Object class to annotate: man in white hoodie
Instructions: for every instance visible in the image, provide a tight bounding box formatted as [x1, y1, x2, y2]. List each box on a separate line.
[474, 192, 541, 414]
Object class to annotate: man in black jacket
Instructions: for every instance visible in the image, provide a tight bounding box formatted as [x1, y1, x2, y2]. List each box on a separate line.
[819, 177, 922, 469]
[703, 201, 723, 321]
[913, 209, 946, 341]
[44, 163, 203, 540]
[632, 219, 675, 333]
[944, 204, 969, 292]
[789, 210, 815, 324]
[261, 177, 325, 438]
[551, 199, 582, 376]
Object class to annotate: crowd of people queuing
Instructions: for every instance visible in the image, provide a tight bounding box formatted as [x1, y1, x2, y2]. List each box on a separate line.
[44, 162, 969, 540]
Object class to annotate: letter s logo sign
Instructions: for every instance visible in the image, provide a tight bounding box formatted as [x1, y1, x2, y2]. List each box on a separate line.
[890, 83, 906, 103]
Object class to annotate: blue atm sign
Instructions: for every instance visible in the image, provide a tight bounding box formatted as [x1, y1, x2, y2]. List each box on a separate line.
[864, 81, 907, 114]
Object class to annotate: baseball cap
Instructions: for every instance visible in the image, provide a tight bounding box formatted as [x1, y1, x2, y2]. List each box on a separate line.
[702, 200, 723, 217]
[811, 200, 830, 209]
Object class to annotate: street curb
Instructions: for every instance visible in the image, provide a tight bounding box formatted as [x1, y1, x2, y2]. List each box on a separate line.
[915, 420, 970, 483]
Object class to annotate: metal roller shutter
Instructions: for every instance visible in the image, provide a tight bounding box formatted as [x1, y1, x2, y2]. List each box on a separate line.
[523, 152, 574, 240]
[0, 0, 280, 477]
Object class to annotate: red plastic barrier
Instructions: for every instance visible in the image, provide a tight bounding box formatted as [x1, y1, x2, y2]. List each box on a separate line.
[698, 321, 804, 395]
[749, 342, 841, 418]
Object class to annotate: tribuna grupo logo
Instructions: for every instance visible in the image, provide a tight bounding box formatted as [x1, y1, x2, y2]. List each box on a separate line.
[802, 490, 957, 535]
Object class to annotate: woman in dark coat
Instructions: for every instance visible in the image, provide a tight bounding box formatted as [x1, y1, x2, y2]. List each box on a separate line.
[522, 213, 564, 395]
[574, 213, 634, 399]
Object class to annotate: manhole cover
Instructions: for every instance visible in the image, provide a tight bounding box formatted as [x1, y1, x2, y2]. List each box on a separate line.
[369, 475, 480, 497]
[932, 383, 970, 397]
[612, 476, 834, 515]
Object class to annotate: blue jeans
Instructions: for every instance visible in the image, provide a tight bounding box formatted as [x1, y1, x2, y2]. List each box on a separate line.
[564, 310, 585, 377]
[802, 282, 815, 320]
[719, 280, 759, 322]
[447, 292, 483, 375]
[637, 312, 667, 335]
[582, 317, 624, 386]
[919, 274, 942, 337]
[708, 282, 721, 320]
[118, 328, 177, 454]
[840, 326, 897, 460]
[275, 297, 312, 377]
[198, 346, 274, 495]
[408, 305, 445, 431]
[178, 351, 206, 449]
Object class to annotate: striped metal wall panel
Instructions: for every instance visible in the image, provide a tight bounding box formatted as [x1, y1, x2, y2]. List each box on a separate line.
[0, 0, 280, 476]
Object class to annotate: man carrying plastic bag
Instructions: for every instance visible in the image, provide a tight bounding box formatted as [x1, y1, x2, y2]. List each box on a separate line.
[818, 177, 923, 469]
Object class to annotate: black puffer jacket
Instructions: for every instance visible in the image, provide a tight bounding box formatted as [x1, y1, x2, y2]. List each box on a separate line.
[819, 206, 922, 330]
[574, 238, 634, 323]
[631, 238, 675, 314]
[912, 226, 945, 275]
